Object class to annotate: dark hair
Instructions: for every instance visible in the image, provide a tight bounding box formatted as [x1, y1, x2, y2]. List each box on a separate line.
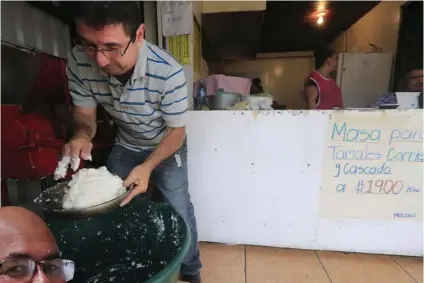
[403, 63, 423, 77]
[314, 48, 335, 69]
[398, 62, 423, 90]
[71, 1, 141, 37]
[252, 78, 262, 85]
[250, 78, 264, 94]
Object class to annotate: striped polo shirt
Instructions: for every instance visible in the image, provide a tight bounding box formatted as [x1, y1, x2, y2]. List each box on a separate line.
[66, 40, 188, 151]
[373, 93, 397, 107]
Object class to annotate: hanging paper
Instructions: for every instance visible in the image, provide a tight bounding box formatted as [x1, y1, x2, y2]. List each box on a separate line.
[167, 35, 191, 65]
[193, 21, 201, 74]
[162, 1, 193, 37]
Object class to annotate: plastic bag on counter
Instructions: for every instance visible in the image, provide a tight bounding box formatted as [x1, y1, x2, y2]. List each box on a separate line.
[246, 96, 273, 110]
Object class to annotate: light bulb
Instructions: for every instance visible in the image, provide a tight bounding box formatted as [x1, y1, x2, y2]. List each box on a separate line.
[317, 16, 324, 25]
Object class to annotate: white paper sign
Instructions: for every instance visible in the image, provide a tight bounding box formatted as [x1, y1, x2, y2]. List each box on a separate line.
[320, 111, 423, 221]
[161, 1, 193, 37]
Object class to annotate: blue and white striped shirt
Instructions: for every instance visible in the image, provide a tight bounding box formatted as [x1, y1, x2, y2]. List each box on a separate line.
[66, 40, 188, 151]
[373, 93, 397, 108]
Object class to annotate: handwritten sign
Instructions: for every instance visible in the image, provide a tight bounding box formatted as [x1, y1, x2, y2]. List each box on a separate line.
[320, 111, 423, 221]
[162, 1, 193, 37]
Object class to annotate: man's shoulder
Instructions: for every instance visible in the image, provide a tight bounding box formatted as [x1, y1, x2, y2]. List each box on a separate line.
[305, 78, 317, 88]
[144, 42, 183, 74]
[374, 93, 397, 107]
[381, 93, 396, 99]
[67, 48, 98, 77]
[69, 47, 93, 66]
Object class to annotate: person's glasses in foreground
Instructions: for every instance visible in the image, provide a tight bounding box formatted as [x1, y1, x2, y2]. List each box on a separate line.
[0, 256, 75, 282]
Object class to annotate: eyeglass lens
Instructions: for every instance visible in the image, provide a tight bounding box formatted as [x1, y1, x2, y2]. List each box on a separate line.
[1, 258, 74, 281]
[74, 36, 133, 57]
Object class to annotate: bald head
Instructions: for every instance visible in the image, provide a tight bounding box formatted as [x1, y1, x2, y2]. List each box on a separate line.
[0, 207, 71, 282]
[0, 206, 59, 271]
[0, 206, 54, 237]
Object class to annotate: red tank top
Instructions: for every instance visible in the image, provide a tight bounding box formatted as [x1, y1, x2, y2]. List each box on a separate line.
[307, 71, 343, 109]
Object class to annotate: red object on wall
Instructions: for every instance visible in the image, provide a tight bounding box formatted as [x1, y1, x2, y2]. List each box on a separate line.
[1, 53, 76, 181]
[26, 53, 70, 106]
[1, 109, 85, 180]
[25, 52, 116, 152]
[1, 52, 116, 184]
[1, 105, 21, 121]
[2, 111, 60, 179]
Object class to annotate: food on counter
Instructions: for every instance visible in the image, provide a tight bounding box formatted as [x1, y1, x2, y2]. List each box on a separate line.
[251, 92, 272, 97]
[62, 167, 126, 209]
[227, 101, 250, 110]
[198, 104, 210, 110]
[246, 96, 273, 110]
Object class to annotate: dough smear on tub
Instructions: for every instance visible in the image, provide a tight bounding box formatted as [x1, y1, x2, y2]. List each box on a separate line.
[62, 166, 126, 209]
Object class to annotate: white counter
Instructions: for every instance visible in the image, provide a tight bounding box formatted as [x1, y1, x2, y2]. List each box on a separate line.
[186, 110, 423, 256]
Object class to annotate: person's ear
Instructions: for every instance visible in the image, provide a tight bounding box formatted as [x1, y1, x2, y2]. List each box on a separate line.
[135, 24, 145, 46]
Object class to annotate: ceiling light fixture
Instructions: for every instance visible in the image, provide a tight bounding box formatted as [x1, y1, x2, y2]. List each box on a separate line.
[317, 12, 325, 25]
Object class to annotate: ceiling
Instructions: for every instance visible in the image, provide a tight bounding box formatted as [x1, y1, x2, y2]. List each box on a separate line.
[202, 1, 380, 61]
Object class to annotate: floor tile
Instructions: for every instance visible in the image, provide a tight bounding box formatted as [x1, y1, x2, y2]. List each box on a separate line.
[318, 251, 417, 283]
[246, 246, 331, 283]
[200, 242, 245, 283]
[392, 256, 423, 283]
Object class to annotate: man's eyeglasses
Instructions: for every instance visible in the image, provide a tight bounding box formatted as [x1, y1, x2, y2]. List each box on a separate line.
[74, 36, 135, 59]
[0, 257, 75, 282]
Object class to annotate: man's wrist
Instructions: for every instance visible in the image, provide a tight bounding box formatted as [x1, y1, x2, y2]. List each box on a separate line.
[142, 159, 156, 172]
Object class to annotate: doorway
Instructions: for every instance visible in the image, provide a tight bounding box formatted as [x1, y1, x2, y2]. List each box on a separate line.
[393, 1, 423, 91]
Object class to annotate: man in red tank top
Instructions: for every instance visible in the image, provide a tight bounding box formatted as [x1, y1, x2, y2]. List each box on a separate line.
[304, 48, 344, 109]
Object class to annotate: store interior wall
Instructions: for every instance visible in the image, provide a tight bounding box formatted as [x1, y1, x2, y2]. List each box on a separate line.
[201, 1, 266, 14]
[1, 45, 42, 105]
[331, 1, 406, 54]
[1, 1, 71, 59]
[208, 56, 314, 109]
[144, 1, 158, 45]
[392, 1, 423, 91]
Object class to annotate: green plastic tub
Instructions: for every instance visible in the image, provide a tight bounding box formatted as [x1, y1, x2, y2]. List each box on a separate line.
[47, 199, 191, 283]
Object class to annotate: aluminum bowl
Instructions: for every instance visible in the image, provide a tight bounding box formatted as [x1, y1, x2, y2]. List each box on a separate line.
[34, 182, 130, 220]
[208, 91, 243, 110]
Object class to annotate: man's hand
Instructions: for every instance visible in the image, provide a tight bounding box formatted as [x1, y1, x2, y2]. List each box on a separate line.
[63, 133, 93, 160]
[64, 106, 97, 159]
[121, 164, 153, 206]
[119, 127, 185, 207]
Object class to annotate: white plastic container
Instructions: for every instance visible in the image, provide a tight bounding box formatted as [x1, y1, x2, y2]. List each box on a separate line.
[396, 92, 420, 109]
[246, 96, 273, 110]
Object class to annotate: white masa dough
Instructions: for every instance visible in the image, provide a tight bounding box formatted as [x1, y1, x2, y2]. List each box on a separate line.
[62, 166, 126, 209]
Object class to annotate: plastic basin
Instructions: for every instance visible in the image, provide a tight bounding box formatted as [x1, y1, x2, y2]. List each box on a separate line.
[47, 199, 191, 283]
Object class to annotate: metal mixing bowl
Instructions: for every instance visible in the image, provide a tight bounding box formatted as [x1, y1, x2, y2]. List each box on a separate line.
[34, 182, 130, 220]
[208, 91, 243, 110]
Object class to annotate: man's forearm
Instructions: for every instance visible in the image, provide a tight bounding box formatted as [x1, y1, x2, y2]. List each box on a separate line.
[143, 127, 186, 171]
[73, 112, 97, 140]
